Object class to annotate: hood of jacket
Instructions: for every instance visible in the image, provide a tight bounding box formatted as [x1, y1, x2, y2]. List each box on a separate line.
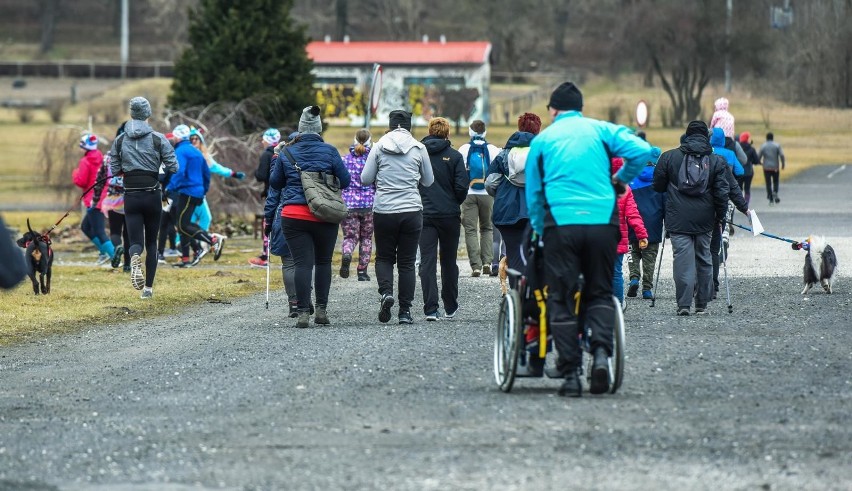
[679, 133, 713, 156]
[503, 131, 535, 150]
[124, 119, 154, 140]
[421, 135, 451, 154]
[714, 97, 729, 111]
[381, 128, 421, 155]
[710, 127, 726, 148]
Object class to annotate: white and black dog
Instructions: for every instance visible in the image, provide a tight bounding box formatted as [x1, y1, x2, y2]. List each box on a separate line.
[798, 236, 837, 294]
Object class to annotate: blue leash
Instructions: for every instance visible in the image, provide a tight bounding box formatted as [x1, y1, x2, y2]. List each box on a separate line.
[730, 222, 808, 250]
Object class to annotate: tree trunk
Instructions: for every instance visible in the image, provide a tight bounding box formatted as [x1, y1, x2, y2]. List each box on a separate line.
[39, 0, 60, 54]
[553, 0, 570, 55]
[335, 0, 348, 40]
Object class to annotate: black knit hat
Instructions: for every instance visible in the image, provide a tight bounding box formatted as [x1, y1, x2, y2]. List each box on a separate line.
[685, 120, 709, 137]
[388, 110, 412, 131]
[548, 82, 583, 111]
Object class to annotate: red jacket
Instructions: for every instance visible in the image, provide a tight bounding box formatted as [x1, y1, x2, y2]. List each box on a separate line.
[72, 150, 106, 208]
[612, 157, 648, 254]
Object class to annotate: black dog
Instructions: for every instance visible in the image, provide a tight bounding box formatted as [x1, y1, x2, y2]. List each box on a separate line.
[16, 220, 53, 295]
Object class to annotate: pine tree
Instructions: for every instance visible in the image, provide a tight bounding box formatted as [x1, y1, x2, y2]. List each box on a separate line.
[169, 0, 314, 125]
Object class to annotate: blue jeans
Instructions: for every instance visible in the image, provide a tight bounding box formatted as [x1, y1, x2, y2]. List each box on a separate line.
[613, 254, 624, 304]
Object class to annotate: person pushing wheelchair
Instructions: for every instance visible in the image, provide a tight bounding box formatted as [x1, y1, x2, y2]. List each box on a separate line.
[526, 82, 659, 397]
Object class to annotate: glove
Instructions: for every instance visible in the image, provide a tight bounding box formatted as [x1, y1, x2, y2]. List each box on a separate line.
[232, 171, 245, 180]
[639, 239, 649, 249]
[263, 223, 272, 238]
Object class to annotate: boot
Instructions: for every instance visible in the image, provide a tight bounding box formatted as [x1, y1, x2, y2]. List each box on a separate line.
[589, 347, 610, 395]
[295, 311, 310, 328]
[557, 369, 582, 397]
[339, 253, 352, 278]
[314, 305, 329, 325]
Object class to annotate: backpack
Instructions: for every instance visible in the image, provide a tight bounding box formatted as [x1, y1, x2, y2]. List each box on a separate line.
[677, 153, 711, 197]
[466, 138, 491, 191]
[506, 146, 529, 187]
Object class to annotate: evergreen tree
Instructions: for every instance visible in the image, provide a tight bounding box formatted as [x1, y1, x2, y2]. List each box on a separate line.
[169, 0, 314, 126]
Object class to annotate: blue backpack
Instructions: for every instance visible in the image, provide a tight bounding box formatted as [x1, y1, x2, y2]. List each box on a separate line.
[466, 138, 491, 191]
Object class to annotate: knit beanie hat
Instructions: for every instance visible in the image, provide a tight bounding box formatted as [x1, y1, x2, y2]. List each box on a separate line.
[739, 131, 750, 143]
[262, 128, 281, 146]
[129, 97, 152, 120]
[298, 106, 322, 134]
[388, 110, 412, 131]
[79, 133, 98, 151]
[548, 82, 583, 111]
[172, 124, 191, 141]
[517, 113, 542, 135]
[685, 120, 709, 138]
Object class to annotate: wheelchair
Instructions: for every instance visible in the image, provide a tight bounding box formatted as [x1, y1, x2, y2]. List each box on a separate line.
[493, 254, 625, 394]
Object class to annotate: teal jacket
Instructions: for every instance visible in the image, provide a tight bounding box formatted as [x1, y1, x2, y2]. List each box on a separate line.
[526, 111, 659, 233]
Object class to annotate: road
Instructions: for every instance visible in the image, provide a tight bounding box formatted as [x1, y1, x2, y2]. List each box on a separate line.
[1, 165, 851, 490]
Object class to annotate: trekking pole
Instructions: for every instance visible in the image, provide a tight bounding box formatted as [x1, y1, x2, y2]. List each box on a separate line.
[264, 229, 270, 310]
[650, 235, 666, 308]
[720, 224, 733, 314]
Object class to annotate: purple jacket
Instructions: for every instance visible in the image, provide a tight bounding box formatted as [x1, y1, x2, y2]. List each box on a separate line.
[341, 146, 375, 210]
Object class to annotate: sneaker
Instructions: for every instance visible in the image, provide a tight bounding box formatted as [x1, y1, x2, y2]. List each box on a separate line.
[172, 260, 192, 268]
[163, 248, 180, 258]
[123, 264, 131, 273]
[425, 311, 439, 322]
[378, 294, 395, 323]
[482, 264, 491, 276]
[295, 312, 310, 328]
[248, 256, 268, 268]
[339, 253, 352, 278]
[211, 233, 225, 261]
[627, 279, 640, 297]
[589, 347, 610, 395]
[130, 254, 144, 290]
[140, 287, 153, 299]
[774, 195, 780, 203]
[398, 310, 413, 325]
[489, 264, 499, 277]
[677, 308, 690, 316]
[444, 307, 458, 319]
[96, 254, 110, 266]
[357, 270, 370, 281]
[189, 248, 208, 267]
[314, 305, 329, 325]
[557, 369, 582, 397]
[471, 269, 481, 278]
[111, 245, 124, 268]
[642, 289, 653, 300]
[157, 253, 166, 265]
[694, 307, 709, 315]
[288, 302, 298, 318]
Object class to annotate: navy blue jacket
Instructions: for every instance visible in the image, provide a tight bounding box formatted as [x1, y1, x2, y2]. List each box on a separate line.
[489, 131, 534, 226]
[628, 164, 666, 243]
[419, 135, 468, 218]
[268, 133, 351, 207]
[264, 186, 290, 257]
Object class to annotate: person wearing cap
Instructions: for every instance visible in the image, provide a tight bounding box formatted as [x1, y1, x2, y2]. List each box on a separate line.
[526, 82, 658, 397]
[737, 131, 759, 206]
[250, 128, 282, 268]
[108, 96, 177, 298]
[166, 124, 223, 268]
[266, 106, 350, 328]
[361, 109, 434, 325]
[73, 132, 117, 266]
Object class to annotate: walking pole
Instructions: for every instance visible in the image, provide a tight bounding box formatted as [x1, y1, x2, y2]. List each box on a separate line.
[720, 224, 733, 314]
[650, 235, 666, 308]
[265, 231, 270, 310]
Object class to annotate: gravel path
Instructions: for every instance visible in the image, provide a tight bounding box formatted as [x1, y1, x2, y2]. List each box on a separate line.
[1, 165, 850, 490]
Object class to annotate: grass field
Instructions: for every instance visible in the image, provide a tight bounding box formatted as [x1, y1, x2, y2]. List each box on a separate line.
[1, 75, 850, 342]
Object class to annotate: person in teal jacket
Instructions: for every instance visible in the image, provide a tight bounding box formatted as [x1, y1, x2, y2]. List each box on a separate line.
[525, 81, 659, 398]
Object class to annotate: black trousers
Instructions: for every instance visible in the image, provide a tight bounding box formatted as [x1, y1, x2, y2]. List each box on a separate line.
[544, 224, 619, 373]
[764, 170, 780, 200]
[108, 210, 130, 266]
[374, 211, 423, 311]
[740, 174, 753, 206]
[418, 215, 461, 315]
[158, 191, 177, 253]
[175, 193, 212, 260]
[282, 217, 338, 311]
[497, 220, 530, 288]
[124, 189, 162, 288]
[710, 223, 728, 291]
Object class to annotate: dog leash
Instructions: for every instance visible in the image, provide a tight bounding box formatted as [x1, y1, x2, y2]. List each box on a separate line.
[40, 176, 112, 238]
[729, 222, 809, 250]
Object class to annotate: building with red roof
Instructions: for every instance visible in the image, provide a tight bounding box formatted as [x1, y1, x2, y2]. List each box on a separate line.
[306, 39, 492, 127]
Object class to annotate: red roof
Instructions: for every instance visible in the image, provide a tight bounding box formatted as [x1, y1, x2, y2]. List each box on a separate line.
[307, 41, 491, 65]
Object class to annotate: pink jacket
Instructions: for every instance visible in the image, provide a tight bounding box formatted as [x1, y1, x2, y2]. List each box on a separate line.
[710, 97, 735, 138]
[72, 149, 107, 208]
[612, 157, 647, 254]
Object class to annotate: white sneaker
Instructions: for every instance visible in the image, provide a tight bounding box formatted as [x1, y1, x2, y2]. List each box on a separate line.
[140, 287, 153, 299]
[211, 233, 225, 261]
[130, 254, 144, 290]
[163, 248, 180, 258]
[96, 254, 110, 265]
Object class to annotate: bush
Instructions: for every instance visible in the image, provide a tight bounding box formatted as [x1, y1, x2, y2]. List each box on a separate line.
[46, 99, 65, 123]
[17, 108, 33, 123]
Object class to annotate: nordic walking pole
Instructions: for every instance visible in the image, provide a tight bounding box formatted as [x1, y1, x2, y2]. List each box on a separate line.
[720, 224, 733, 314]
[650, 234, 666, 308]
[265, 230, 270, 310]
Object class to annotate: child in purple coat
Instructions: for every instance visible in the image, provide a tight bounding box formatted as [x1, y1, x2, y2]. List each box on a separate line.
[340, 129, 375, 280]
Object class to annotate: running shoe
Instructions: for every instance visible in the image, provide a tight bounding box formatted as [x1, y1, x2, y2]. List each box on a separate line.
[96, 254, 110, 266]
[157, 253, 166, 265]
[444, 307, 458, 319]
[130, 254, 144, 290]
[339, 253, 352, 278]
[163, 248, 180, 258]
[248, 256, 268, 268]
[398, 310, 413, 325]
[189, 248, 208, 267]
[378, 294, 394, 323]
[140, 287, 153, 299]
[111, 245, 124, 269]
[211, 233, 225, 261]
[425, 311, 439, 322]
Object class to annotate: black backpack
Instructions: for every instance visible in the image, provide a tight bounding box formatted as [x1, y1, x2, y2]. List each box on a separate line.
[677, 153, 710, 196]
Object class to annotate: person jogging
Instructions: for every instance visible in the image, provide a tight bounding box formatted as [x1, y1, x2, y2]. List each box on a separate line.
[73, 133, 117, 266]
[107, 97, 177, 298]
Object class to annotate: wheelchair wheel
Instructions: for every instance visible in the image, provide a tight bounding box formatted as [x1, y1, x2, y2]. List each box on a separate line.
[609, 295, 626, 394]
[493, 289, 523, 392]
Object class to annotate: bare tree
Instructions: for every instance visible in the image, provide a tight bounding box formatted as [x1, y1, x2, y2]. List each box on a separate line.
[363, 0, 426, 40]
[39, 0, 60, 54]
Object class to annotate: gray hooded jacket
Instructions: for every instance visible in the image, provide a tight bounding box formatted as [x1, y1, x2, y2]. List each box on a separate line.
[108, 119, 177, 177]
[361, 128, 434, 214]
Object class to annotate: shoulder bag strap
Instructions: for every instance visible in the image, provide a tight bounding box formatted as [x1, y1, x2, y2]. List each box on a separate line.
[282, 148, 302, 173]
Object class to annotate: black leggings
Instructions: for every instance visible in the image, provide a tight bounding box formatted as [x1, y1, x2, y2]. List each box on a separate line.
[740, 174, 753, 206]
[282, 217, 338, 311]
[124, 189, 162, 288]
[81, 208, 110, 245]
[175, 193, 212, 260]
[496, 220, 530, 288]
[108, 210, 130, 267]
[764, 170, 780, 200]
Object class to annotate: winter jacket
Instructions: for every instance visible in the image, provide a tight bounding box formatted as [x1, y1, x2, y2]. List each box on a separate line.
[740, 141, 759, 177]
[264, 186, 291, 258]
[419, 135, 468, 218]
[723, 165, 749, 216]
[255, 146, 275, 198]
[710, 97, 735, 138]
[108, 119, 176, 178]
[526, 111, 659, 234]
[73, 149, 106, 208]
[168, 140, 210, 199]
[652, 133, 730, 235]
[269, 133, 351, 209]
[612, 158, 648, 254]
[0, 216, 26, 290]
[711, 128, 744, 177]
[486, 131, 535, 226]
[628, 164, 665, 243]
[361, 128, 434, 214]
[341, 146, 376, 210]
[758, 140, 786, 172]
